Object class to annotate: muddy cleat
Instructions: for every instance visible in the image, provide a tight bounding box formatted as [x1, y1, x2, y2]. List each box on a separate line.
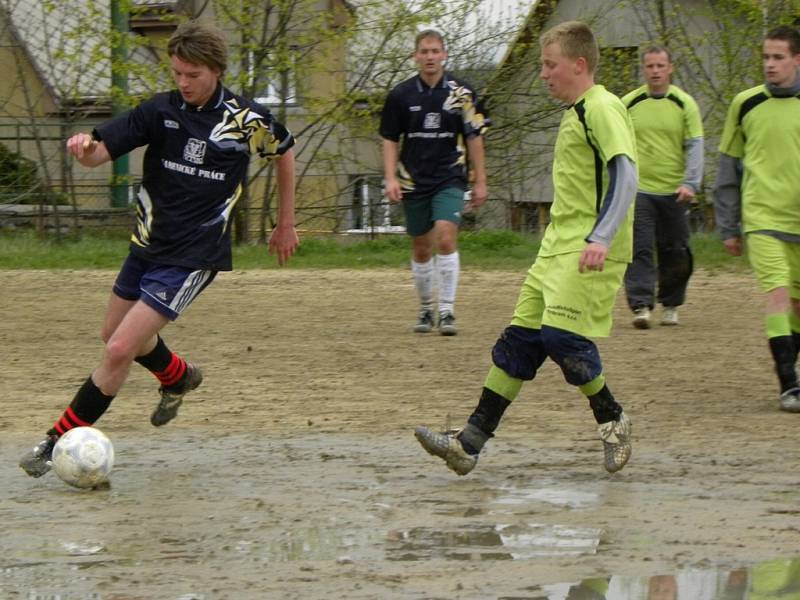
[779, 387, 800, 413]
[598, 412, 632, 473]
[413, 309, 435, 333]
[632, 307, 651, 329]
[660, 307, 679, 326]
[414, 426, 477, 475]
[19, 435, 58, 478]
[151, 364, 203, 426]
[438, 312, 458, 336]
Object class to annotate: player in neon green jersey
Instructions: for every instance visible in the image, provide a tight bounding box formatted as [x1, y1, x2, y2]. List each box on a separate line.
[622, 46, 704, 329]
[415, 21, 637, 475]
[714, 25, 800, 412]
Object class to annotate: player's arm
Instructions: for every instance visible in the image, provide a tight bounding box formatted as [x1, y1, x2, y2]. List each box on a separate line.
[268, 149, 299, 266]
[465, 135, 487, 211]
[580, 154, 638, 273]
[713, 152, 743, 256]
[382, 139, 402, 203]
[65, 132, 112, 168]
[676, 136, 704, 202]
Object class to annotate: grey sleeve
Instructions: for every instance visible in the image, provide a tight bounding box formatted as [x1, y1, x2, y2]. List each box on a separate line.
[587, 154, 638, 247]
[712, 152, 743, 240]
[683, 137, 704, 192]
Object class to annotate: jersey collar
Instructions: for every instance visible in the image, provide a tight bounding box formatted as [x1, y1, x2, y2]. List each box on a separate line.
[179, 84, 226, 112]
[415, 73, 450, 93]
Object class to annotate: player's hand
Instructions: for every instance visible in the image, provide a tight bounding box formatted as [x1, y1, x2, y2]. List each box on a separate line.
[465, 180, 487, 212]
[66, 133, 97, 159]
[723, 236, 742, 257]
[579, 242, 609, 273]
[268, 223, 299, 266]
[384, 179, 403, 204]
[675, 185, 695, 203]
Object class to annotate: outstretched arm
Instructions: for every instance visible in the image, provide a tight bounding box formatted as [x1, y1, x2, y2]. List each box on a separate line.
[268, 149, 299, 266]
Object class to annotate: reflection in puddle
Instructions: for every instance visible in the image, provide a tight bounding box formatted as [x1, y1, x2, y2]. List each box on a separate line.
[493, 485, 600, 509]
[541, 557, 800, 600]
[386, 523, 601, 561]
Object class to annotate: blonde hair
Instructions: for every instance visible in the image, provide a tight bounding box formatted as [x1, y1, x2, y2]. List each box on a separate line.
[167, 21, 228, 75]
[540, 21, 599, 73]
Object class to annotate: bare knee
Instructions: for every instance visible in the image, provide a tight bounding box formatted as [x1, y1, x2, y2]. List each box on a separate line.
[103, 337, 138, 370]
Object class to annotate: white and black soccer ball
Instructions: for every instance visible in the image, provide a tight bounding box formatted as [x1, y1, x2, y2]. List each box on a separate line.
[52, 426, 115, 489]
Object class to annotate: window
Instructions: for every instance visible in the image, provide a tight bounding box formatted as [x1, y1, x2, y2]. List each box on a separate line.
[247, 49, 298, 106]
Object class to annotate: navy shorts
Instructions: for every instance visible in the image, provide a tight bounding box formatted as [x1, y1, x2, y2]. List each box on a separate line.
[113, 254, 217, 321]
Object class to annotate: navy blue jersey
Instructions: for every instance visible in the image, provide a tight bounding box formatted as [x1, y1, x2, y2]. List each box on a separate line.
[94, 84, 294, 271]
[379, 73, 489, 199]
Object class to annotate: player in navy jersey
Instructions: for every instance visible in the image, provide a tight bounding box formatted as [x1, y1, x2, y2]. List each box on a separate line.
[20, 21, 298, 478]
[380, 28, 490, 336]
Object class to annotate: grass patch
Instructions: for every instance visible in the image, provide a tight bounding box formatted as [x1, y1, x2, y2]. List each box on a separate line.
[0, 228, 747, 272]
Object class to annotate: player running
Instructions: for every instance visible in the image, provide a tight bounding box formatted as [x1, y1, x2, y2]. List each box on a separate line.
[415, 21, 638, 475]
[20, 21, 298, 478]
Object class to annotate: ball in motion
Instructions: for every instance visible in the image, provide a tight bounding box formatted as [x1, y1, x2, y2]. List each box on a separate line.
[52, 427, 115, 489]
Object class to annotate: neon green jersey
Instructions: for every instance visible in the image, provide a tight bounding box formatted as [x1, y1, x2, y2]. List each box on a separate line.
[539, 84, 638, 261]
[719, 84, 800, 234]
[622, 84, 703, 194]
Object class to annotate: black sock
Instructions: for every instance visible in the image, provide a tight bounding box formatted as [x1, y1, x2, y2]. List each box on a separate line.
[47, 376, 115, 437]
[769, 336, 798, 392]
[135, 335, 172, 372]
[588, 385, 622, 424]
[792, 332, 800, 363]
[462, 388, 511, 453]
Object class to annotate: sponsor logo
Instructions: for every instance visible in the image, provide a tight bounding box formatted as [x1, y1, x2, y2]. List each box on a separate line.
[183, 138, 206, 165]
[155, 290, 169, 301]
[423, 112, 441, 129]
[409, 105, 422, 112]
[164, 119, 179, 129]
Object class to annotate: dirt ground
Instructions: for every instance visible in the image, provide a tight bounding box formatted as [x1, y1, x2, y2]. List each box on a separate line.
[1, 267, 799, 600]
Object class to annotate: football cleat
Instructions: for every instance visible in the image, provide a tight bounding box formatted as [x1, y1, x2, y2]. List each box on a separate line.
[660, 307, 679, 326]
[438, 312, 457, 336]
[151, 363, 203, 426]
[414, 426, 478, 475]
[779, 387, 800, 413]
[19, 435, 58, 478]
[598, 412, 632, 473]
[413, 309, 435, 333]
[632, 307, 651, 329]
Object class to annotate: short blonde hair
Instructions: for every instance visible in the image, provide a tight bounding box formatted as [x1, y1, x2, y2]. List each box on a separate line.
[540, 21, 599, 73]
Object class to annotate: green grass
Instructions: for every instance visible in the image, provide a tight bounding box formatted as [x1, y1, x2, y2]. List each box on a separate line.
[0, 228, 747, 272]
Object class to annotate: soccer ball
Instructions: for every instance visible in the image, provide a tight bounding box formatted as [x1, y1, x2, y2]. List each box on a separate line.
[52, 426, 115, 489]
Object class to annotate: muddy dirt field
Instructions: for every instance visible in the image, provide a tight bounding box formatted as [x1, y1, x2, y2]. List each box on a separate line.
[1, 267, 799, 600]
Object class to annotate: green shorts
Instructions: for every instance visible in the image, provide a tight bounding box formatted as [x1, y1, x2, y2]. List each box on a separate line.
[510, 252, 627, 338]
[402, 187, 465, 237]
[745, 232, 800, 297]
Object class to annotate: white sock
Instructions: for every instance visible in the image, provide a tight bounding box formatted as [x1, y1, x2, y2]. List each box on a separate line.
[411, 258, 435, 310]
[436, 251, 459, 316]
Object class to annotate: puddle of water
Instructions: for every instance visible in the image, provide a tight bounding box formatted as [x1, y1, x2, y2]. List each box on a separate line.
[493, 484, 601, 509]
[540, 557, 800, 600]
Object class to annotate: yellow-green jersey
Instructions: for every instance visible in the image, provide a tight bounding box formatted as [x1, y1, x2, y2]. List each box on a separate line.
[622, 84, 703, 194]
[539, 84, 638, 262]
[718, 84, 800, 235]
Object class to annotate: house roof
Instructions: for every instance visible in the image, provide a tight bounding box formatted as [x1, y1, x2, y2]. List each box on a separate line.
[1, 0, 167, 108]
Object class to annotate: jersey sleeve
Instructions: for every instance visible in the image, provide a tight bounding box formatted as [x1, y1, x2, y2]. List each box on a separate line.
[254, 118, 295, 158]
[587, 97, 636, 164]
[379, 89, 404, 142]
[683, 94, 704, 139]
[718, 93, 745, 158]
[463, 85, 490, 138]
[93, 97, 159, 160]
